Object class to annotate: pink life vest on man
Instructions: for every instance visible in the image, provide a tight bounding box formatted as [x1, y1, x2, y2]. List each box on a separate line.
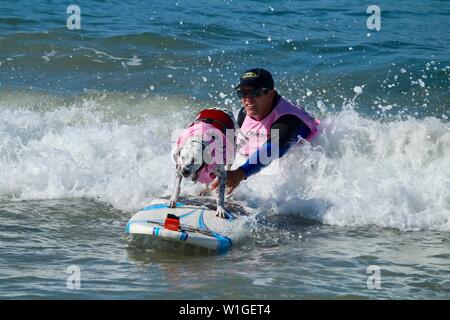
[176, 109, 235, 184]
[238, 97, 320, 157]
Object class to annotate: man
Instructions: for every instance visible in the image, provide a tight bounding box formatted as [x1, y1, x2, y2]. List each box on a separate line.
[211, 68, 320, 194]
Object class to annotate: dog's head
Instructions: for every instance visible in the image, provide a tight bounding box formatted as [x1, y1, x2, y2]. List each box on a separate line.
[174, 136, 207, 181]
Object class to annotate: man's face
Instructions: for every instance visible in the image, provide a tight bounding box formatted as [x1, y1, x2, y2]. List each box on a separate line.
[238, 85, 275, 121]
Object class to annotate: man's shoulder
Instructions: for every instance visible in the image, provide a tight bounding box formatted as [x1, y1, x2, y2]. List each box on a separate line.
[275, 95, 302, 109]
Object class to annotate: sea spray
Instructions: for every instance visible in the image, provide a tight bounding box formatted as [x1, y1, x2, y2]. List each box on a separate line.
[238, 104, 450, 232]
[1, 93, 448, 231]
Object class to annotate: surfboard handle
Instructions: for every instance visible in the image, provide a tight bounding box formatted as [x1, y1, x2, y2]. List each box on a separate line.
[164, 214, 180, 231]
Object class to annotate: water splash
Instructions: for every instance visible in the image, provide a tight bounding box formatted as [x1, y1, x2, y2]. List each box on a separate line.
[0, 92, 449, 232]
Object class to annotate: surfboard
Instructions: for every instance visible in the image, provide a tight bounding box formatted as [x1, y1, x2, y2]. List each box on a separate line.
[125, 196, 252, 252]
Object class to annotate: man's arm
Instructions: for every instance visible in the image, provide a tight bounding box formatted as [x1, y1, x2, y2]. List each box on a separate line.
[239, 115, 311, 178]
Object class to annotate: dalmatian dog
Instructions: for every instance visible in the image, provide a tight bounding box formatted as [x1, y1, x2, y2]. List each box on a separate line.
[169, 108, 235, 219]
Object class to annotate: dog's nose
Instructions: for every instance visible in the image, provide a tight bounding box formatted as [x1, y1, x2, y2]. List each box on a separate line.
[181, 168, 190, 176]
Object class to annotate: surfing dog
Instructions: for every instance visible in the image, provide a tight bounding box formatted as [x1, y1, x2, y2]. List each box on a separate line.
[169, 108, 235, 219]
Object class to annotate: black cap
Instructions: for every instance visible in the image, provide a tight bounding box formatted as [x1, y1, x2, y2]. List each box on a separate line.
[235, 68, 274, 90]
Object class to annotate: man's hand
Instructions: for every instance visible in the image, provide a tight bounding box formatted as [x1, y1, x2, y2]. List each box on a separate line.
[210, 169, 246, 195]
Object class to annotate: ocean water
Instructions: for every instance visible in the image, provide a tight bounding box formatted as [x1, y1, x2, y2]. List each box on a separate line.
[0, 0, 449, 299]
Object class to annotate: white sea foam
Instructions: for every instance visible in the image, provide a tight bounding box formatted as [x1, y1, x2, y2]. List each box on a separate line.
[235, 105, 450, 232]
[78, 46, 142, 66]
[0, 97, 449, 232]
[0, 96, 187, 211]
[42, 49, 57, 61]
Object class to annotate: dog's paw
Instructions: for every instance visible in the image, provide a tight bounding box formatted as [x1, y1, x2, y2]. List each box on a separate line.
[168, 200, 177, 208]
[215, 206, 228, 219]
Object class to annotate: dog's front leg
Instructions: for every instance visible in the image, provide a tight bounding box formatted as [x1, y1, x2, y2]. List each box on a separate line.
[215, 169, 227, 219]
[198, 184, 210, 196]
[169, 170, 182, 208]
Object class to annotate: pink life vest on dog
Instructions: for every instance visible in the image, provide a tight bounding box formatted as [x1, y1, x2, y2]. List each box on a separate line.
[238, 97, 320, 156]
[176, 109, 234, 184]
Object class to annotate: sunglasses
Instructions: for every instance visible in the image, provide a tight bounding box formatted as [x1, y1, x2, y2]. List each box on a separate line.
[236, 88, 268, 99]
